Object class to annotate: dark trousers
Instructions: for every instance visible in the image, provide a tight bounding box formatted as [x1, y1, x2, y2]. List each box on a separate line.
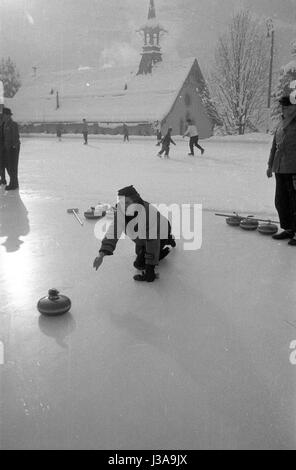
[159, 144, 170, 157]
[0, 147, 6, 182]
[124, 134, 129, 142]
[6, 145, 20, 188]
[275, 174, 296, 232]
[134, 222, 175, 266]
[83, 132, 88, 144]
[190, 136, 203, 155]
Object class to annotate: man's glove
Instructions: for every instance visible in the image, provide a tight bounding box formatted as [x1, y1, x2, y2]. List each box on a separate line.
[93, 254, 105, 271]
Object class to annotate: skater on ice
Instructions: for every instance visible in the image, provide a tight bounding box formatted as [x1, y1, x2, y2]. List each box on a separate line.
[0, 111, 7, 186]
[155, 121, 162, 146]
[183, 119, 205, 156]
[93, 186, 176, 283]
[56, 123, 62, 142]
[267, 95, 296, 246]
[2, 108, 20, 191]
[82, 119, 89, 145]
[157, 128, 176, 158]
[123, 123, 130, 142]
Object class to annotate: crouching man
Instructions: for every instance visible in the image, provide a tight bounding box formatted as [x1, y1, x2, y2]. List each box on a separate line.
[93, 186, 176, 282]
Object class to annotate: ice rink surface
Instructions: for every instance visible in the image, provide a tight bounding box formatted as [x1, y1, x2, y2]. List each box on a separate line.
[0, 135, 296, 450]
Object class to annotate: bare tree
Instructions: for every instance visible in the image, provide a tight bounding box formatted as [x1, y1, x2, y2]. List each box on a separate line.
[209, 11, 269, 135]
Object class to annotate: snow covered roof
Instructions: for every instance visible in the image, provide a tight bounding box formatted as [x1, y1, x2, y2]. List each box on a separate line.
[283, 58, 296, 74]
[10, 58, 197, 124]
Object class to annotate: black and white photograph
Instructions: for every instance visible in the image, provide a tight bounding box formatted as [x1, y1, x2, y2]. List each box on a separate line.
[0, 0, 296, 453]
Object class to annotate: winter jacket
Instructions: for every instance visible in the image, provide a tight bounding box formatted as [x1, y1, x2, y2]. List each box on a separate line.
[161, 133, 176, 147]
[0, 120, 4, 169]
[99, 201, 171, 266]
[184, 125, 198, 138]
[3, 119, 20, 150]
[0, 118, 4, 150]
[268, 119, 296, 174]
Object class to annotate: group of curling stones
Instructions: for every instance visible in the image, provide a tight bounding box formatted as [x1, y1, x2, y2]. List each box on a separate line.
[38, 202, 114, 317]
[215, 212, 279, 235]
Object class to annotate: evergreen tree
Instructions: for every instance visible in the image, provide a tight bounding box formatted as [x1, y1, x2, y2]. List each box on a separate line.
[197, 76, 223, 130]
[0, 57, 21, 98]
[271, 40, 296, 125]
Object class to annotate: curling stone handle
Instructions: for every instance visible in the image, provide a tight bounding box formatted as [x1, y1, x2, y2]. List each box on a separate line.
[48, 289, 60, 300]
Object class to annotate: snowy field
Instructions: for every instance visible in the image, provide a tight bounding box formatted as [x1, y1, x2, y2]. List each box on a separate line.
[1, 134, 296, 450]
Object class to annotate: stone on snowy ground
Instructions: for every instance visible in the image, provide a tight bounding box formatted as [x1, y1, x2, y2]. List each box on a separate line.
[240, 218, 259, 231]
[37, 289, 72, 317]
[257, 223, 278, 236]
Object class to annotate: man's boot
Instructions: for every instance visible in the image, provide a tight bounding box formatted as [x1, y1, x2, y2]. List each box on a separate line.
[272, 230, 295, 240]
[134, 265, 156, 283]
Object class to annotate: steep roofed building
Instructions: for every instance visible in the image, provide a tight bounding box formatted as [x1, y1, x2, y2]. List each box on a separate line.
[10, 0, 218, 138]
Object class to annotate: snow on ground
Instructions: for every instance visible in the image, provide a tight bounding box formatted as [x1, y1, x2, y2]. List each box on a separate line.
[19, 132, 276, 216]
[1, 135, 296, 450]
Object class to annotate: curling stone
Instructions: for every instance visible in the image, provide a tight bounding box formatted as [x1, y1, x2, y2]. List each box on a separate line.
[84, 203, 108, 220]
[37, 289, 71, 317]
[226, 216, 243, 227]
[258, 223, 278, 236]
[84, 210, 107, 220]
[240, 218, 259, 231]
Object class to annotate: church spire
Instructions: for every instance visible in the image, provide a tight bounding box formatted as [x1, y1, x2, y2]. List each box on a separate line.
[148, 0, 156, 20]
[137, 0, 167, 75]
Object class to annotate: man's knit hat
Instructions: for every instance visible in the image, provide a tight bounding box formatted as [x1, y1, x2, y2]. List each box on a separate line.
[118, 185, 141, 198]
[2, 107, 13, 115]
[279, 96, 293, 107]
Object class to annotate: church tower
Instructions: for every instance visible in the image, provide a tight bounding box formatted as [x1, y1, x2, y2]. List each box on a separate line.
[137, 0, 167, 75]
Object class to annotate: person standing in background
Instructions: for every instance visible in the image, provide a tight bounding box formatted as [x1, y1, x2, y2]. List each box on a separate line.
[183, 119, 205, 156]
[0, 111, 7, 186]
[2, 107, 20, 191]
[123, 123, 129, 142]
[82, 119, 89, 145]
[267, 95, 296, 246]
[155, 121, 162, 146]
[56, 123, 62, 142]
[0, 81, 6, 186]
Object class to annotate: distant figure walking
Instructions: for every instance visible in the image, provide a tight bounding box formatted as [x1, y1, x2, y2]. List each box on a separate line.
[0, 111, 7, 186]
[158, 128, 176, 159]
[2, 107, 21, 191]
[123, 123, 129, 142]
[82, 119, 89, 145]
[56, 123, 62, 142]
[155, 121, 162, 146]
[183, 119, 205, 156]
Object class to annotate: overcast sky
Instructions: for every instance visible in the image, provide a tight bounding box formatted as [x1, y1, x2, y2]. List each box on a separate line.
[1, 0, 296, 78]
